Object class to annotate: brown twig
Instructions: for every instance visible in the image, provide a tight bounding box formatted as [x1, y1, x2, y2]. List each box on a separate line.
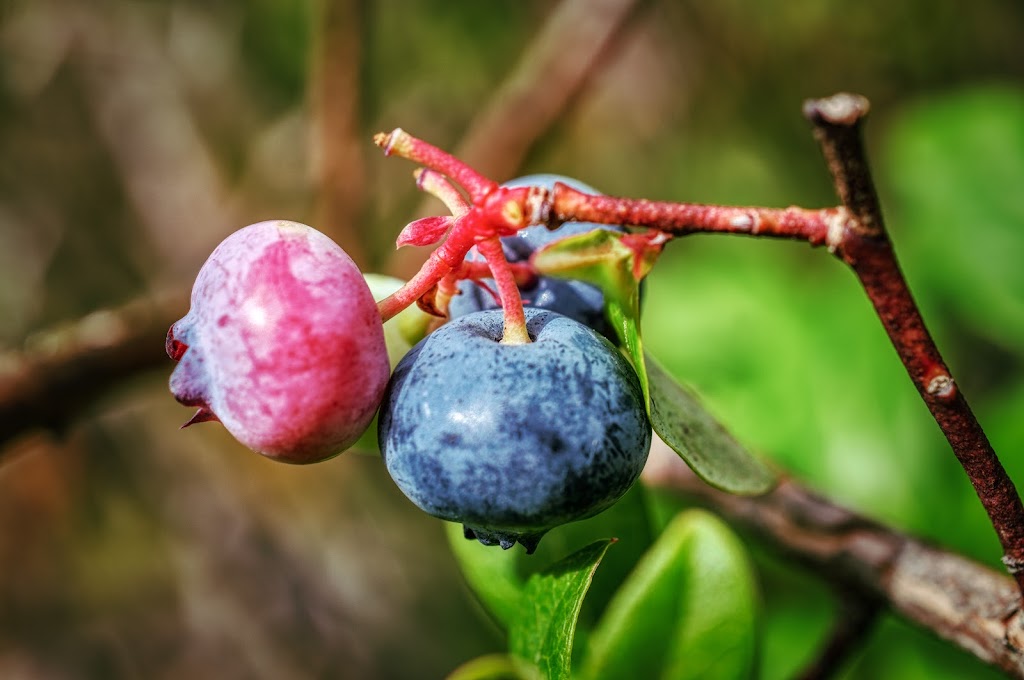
[642, 443, 1024, 678]
[802, 93, 1024, 597]
[445, 0, 641, 183]
[310, 0, 369, 269]
[388, 0, 642, 277]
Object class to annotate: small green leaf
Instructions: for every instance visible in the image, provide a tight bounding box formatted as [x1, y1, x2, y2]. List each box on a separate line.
[446, 522, 525, 628]
[581, 511, 759, 680]
[532, 229, 662, 410]
[446, 654, 540, 680]
[508, 539, 614, 680]
[525, 484, 654, 633]
[647, 354, 775, 495]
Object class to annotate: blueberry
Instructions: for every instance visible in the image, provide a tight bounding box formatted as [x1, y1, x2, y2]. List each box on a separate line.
[378, 308, 652, 552]
[167, 220, 390, 463]
[448, 175, 626, 338]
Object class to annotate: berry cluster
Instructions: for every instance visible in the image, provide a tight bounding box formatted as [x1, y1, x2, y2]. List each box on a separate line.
[167, 156, 653, 552]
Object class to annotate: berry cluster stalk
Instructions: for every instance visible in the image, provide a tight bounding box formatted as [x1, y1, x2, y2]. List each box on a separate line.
[543, 95, 1024, 599]
[374, 134, 533, 342]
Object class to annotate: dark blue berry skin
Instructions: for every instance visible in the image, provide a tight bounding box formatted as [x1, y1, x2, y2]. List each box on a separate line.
[448, 175, 626, 339]
[378, 308, 652, 553]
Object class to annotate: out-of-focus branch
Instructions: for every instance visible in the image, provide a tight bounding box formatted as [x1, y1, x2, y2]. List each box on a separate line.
[448, 0, 641, 183]
[642, 443, 1024, 678]
[71, 0, 235, 282]
[0, 293, 185, 457]
[388, 0, 641, 277]
[310, 0, 368, 268]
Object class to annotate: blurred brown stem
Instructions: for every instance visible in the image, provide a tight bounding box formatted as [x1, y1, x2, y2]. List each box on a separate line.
[310, 0, 368, 268]
[643, 444, 1024, 677]
[793, 593, 881, 680]
[388, 0, 641, 278]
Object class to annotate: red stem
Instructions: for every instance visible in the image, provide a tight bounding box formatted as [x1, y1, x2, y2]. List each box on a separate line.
[416, 168, 471, 216]
[375, 129, 497, 203]
[377, 218, 478, 322]
[476, 238, 530, 344]
[552, 183, 841, 245]
[456, 260, 537, 288]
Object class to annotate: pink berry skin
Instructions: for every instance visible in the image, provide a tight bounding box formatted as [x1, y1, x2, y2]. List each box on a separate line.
[167, 220, 390, 464]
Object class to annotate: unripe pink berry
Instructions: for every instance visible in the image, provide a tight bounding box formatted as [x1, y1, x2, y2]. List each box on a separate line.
[167, 220, 390, 463]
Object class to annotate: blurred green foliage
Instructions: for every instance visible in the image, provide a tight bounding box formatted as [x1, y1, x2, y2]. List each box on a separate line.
[0, 0, 1022, 678]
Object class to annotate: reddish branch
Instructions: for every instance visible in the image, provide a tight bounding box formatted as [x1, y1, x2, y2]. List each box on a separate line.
[804, 96, 1024, 596]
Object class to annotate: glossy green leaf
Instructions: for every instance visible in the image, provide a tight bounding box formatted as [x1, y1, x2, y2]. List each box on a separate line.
[446, 522, 525, 629]
[524, 484, 654, 633]
[581, 511, 759, 680]
[446, 654, 540, 680]
[647, 353, 776, 495]
[508, 539, 614, 680]
[531, 229, 658, 409]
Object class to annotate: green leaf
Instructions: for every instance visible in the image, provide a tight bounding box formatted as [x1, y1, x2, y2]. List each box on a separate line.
[524, 484, 654, 633]
[531, 229, 661, 410]
[647, 353, 776, 495]
[508, 539, 614, 680]
[581, 511, 759, 680]
[446, 654, 540, 680]
[446, 522, 525, 629]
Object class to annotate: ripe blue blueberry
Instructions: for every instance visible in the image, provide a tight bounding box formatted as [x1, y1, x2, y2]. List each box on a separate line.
[378, 308, 652, 553]
[448, 174, 626, 338]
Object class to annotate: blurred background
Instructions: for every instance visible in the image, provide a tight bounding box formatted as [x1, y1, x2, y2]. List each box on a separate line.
[1, 0, 1023, 677]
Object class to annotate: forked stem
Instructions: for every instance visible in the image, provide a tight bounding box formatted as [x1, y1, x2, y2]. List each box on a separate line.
[416, 168, 471, 216]
[377, 218, 478, 323]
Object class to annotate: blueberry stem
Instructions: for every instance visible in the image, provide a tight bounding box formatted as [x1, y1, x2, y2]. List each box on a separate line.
[377, 218, 478, 322]
[476, 237, 530, 344]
